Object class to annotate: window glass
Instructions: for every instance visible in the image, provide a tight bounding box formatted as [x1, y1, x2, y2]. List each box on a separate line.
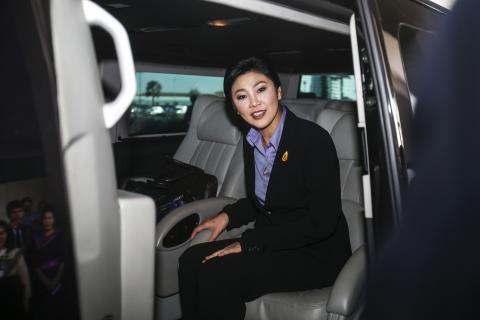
[398, 25, 435, 110]
[1, 6, 79, 318]
[129, 72, 224, 136]
[298, 74, 356, 101]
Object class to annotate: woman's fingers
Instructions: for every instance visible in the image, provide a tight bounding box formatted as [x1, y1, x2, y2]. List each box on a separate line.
[202, 249, 221, 263]
[190, 222, 208, 239]
[191, 213, 229, 241]
[202, 242, 241, 262]
[207, 228, 221, 242]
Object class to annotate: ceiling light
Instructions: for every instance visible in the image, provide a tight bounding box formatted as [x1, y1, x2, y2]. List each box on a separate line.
[208, 20, 229, 27]
[207, 17, 252, 27]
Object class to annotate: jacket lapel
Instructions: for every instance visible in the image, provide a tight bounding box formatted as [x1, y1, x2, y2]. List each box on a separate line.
[243, 139, 262, 208]
[264, 108, 297, 208]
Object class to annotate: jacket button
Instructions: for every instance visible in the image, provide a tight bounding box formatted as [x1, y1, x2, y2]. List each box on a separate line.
[267, 211, 271, 215]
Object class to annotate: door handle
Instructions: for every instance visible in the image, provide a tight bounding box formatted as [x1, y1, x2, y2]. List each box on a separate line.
[82, 0, 136, 128]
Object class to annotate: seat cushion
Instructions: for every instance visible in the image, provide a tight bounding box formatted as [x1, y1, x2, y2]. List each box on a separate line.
[245, 288, 331, 320]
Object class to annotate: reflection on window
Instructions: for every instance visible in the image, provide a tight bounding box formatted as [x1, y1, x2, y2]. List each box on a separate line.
[129, 72, 224, 136]
[299, 74, 356, 101]
[398, 25, 435, 112]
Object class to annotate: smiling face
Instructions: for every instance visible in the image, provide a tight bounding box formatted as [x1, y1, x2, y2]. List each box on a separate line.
[231, 70, 282, 138]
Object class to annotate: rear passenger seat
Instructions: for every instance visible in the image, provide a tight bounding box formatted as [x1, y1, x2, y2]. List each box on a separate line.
[155, 95, 366, 320]
[244, 99, 365, 320]
[173, 95, 246, 199]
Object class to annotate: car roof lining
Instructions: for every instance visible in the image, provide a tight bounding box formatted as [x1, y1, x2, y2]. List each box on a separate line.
[91, 0, 355, 73]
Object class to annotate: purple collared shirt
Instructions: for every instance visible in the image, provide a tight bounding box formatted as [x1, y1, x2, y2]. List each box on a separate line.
[246, 108, 287, 206]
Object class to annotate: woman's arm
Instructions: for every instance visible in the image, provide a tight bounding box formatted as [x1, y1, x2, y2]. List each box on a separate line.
[222, 139, 259, 230]
[240, 128, 343, 252]
[190, 196, 258, 243]
[223, 197, 258, 230]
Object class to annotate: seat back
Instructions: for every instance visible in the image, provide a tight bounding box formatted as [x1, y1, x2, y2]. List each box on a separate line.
[244, 100, 366, 320]
[284, 99, 365, 251]
[174, 95, 246, 199]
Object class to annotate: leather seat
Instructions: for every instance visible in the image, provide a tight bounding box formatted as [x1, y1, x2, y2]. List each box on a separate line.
[173, 94, 246, 198]
[154, 95, 248, 320]
[244, 99, 366, 320]
[154, 96, 366, 320]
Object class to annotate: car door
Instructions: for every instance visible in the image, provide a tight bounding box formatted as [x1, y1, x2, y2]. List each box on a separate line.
[355, 0, 446, 247]
[48, 0, 155, 319]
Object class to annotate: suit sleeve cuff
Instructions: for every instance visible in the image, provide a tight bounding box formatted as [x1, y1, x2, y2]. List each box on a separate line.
[239, 229, 264, 254]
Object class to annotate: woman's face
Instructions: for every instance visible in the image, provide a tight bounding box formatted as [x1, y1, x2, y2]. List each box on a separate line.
[231, 70, 282, 132]
[0, 227, 7, 249]
[42, 211, 55, 231]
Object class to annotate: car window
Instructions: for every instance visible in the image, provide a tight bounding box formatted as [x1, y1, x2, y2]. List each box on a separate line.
[298, 74, 356, 101]
[1, 3, 79, 317]
[128, 72, 224, 136]
[398, 24, 435, 110]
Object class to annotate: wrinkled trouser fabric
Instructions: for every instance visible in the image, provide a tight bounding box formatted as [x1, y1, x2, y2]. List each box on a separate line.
[178, 239, 340, 320]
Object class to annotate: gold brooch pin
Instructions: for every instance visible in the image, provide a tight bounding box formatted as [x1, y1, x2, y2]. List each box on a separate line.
[281, 150, 288, 162]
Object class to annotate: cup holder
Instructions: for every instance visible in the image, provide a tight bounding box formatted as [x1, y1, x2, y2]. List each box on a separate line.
[162, 214, 200, 248]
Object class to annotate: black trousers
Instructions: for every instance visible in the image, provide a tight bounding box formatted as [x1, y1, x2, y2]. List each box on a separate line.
[178, 239, 340, 320]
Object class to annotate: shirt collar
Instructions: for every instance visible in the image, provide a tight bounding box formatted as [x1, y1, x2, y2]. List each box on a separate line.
[246, 107, 287, 151]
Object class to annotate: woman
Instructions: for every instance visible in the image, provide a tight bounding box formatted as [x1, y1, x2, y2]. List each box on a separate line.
[178, 57, 351, 320]
[32, 207, 65, 319]
[0, 220, 31, 319]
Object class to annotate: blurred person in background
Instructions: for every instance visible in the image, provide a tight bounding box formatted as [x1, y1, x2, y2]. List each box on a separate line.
[32, 206, 66, 319]
[366, 0, 480, 318]
[0, 220, 31, 319]
[22, 196, 40, 228]
[6, 200, 32, 250]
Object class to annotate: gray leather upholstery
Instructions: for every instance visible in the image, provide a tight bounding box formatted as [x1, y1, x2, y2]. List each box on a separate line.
[155, 95, 247, 320]
[174, 95, 246, 198]
[326, 247, 366, 320]
[155, 197, 237, 298]
[154, 97, 366, 320]
[245, 288, 331, 320]
[196, 101, 241, 145]
[244, 100, 365, 320]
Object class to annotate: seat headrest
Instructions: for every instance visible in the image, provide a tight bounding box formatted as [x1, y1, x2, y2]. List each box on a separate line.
[196, 98, 241, 146]
[316, 102, 359, 161]
[286, 99, 359, 161]
[282, 99, 328, 122]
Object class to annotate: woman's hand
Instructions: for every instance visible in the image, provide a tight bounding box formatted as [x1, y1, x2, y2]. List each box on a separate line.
[190, 212, 229, 242]
[202, 241, 242, 263]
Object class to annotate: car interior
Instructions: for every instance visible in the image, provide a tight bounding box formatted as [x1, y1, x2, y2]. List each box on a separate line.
[0, 0, 369, 319]
[1, 0, 454, 318]
[91, 0, 367, 319]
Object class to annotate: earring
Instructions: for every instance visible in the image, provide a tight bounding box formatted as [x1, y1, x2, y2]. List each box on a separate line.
[236, 111, 239, 115]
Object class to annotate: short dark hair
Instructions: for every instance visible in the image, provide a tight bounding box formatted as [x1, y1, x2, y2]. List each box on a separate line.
[6, 200, 23, 216]
[223, 56, 281, 107]
[21, 196, 33, 206]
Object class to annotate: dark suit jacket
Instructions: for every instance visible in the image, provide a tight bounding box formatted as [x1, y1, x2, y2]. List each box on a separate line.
[223, 109, 351, 265]
[8, 223, 32, 250]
